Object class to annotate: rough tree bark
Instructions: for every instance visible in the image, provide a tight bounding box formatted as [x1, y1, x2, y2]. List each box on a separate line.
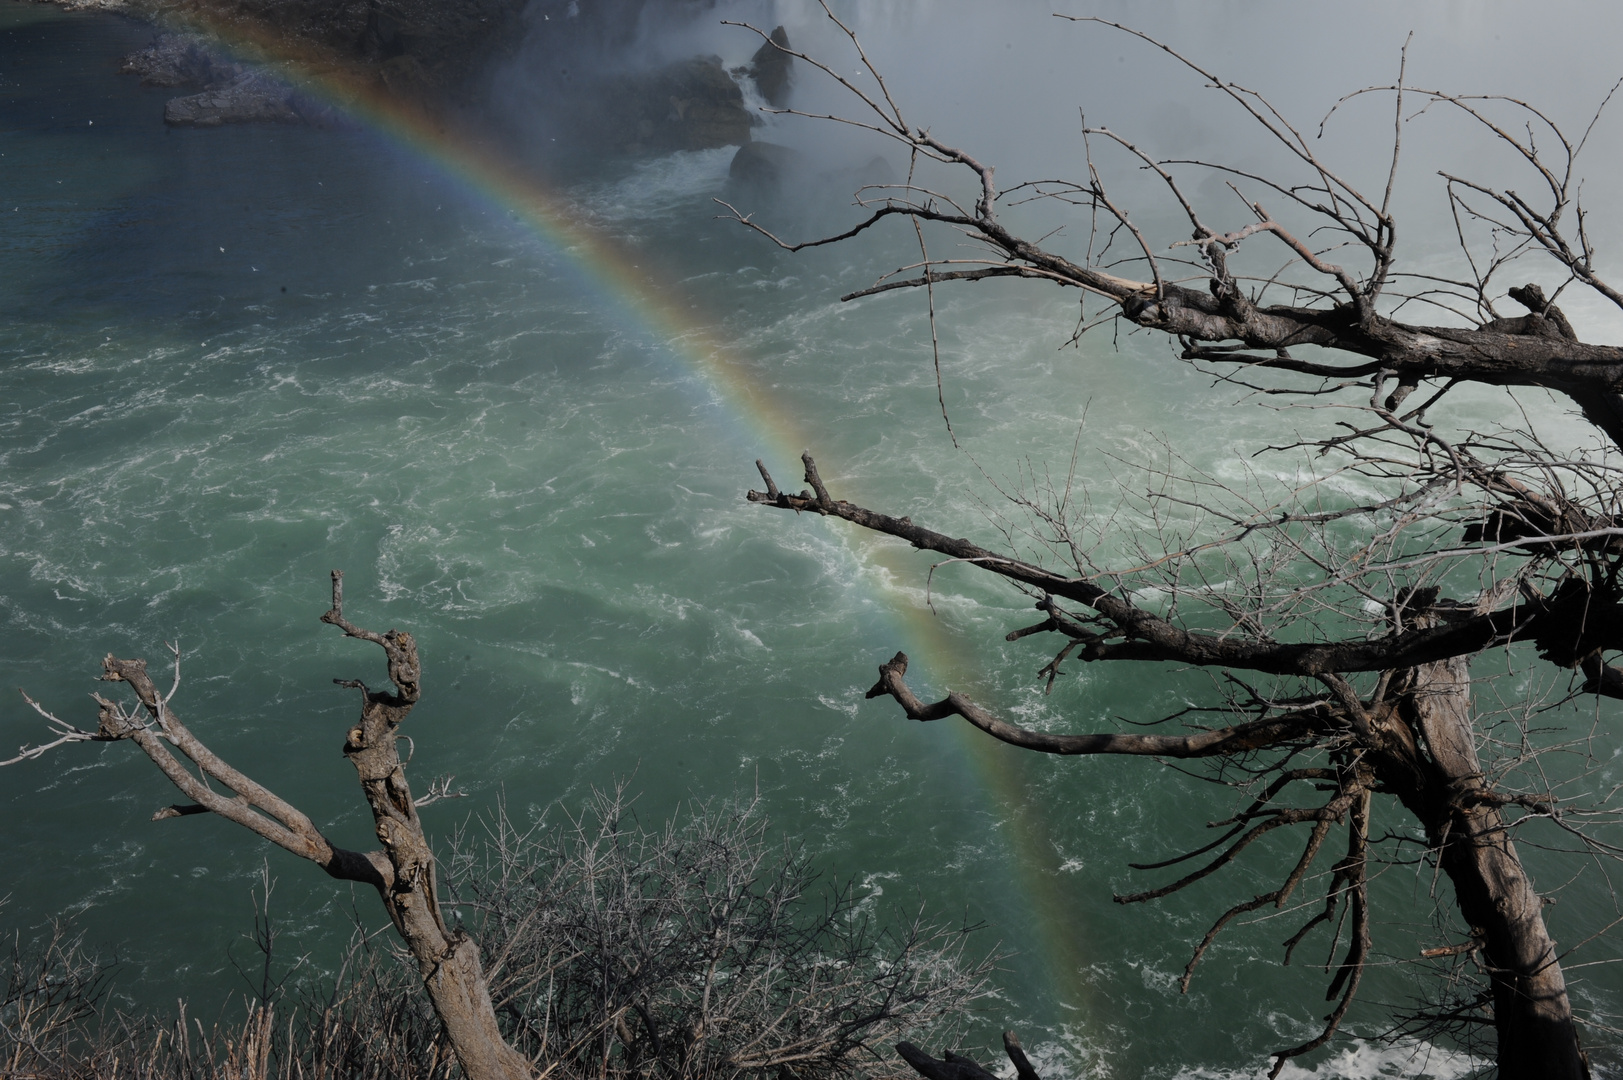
[726, 8, 1623, 1076]
[1396, 644, 1587, 1077]
[319, 573, 531, 1080]
[895, 1030, 1043, 1080]
[8, 571, 533, 1080]
[749, 466, 1597, 1076]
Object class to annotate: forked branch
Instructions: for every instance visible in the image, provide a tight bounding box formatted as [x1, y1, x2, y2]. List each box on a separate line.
[865, 651, 1318, 757]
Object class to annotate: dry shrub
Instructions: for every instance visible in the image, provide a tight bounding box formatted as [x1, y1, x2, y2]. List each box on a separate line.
[0, 791, 992, 1080]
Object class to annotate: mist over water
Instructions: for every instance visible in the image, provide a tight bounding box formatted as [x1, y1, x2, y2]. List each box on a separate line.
[3, 2, 1623, 1076]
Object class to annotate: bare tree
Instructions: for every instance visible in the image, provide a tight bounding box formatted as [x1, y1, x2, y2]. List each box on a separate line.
[4, 576, 993, 1080]
[4, 570, 535, 1080]
[724, 8, 1623, 1078]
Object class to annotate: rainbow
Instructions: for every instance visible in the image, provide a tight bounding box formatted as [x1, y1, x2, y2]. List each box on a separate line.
[148, 9, 1099, 1034]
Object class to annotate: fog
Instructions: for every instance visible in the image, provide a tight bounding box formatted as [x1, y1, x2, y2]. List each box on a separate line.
[492, 1, 1623, 342]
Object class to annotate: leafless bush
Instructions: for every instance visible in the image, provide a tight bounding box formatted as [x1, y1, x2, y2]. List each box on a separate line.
[0, 791, 991, 1080]
[445, 786, 995, 1080]
[1, 915, 114, 1078]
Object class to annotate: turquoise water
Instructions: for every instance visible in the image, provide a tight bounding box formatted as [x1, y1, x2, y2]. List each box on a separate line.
[2, 4, 1621, 1077]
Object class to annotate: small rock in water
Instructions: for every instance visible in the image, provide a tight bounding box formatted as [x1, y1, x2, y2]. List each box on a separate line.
[164, 72, 303, 127]
[727, 141, 808, 196]
[122, 33, 338, 129]
[121, 33, 240, 90]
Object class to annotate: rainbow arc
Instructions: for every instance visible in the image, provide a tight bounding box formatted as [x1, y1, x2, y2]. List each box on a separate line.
[159, 12, 1099, 1027]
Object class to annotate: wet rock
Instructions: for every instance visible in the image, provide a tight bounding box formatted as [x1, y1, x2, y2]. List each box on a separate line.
[105, 0, 529, 108]
[851, 154, 896, 191]
[121, 32, 241, 89]
[724, 143, 899, 224]
[591, 56, 752, 154]
[744, 25, 792, 108]
[162, 71, 303, 126]
[101, 0, 739, 143]
[120, 32, 341, 127]
[727, 141, 807, 195]
[349, 0, 530, 96]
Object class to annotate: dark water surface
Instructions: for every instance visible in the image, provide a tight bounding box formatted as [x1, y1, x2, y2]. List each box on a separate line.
[3, 4, 1621, 1077]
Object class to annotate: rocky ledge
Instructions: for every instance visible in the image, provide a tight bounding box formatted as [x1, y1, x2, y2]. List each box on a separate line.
[549, 54, 751, 156]
[160, 71, 310, 126]
[50, 0, 797, 156]
[120, 31, 339, 126]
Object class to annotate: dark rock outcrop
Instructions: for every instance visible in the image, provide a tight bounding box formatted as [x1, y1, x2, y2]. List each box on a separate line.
[116, 0, 529, 102]
[725, 142, 896, 215]
[727, 140, 807, 194]
[566, 56, 751, 155]
[744, 25, 791, 107]
[162, 71, 305, 126]
[344, 0, 530, 94]
[106, 0, 752, 150]
[119, 31, 338, 127]
[120, 32, 240, 87]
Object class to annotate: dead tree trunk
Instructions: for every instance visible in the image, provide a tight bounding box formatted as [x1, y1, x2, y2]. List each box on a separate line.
[748, 454, 1611, 1074]
[322, 574, 533, 1080]
[1392, 650, 1588, 1078]
[10, 572, 533, 1080]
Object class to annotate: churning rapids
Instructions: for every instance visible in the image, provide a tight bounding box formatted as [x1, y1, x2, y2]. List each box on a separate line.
[4, 3, 1623, 1077]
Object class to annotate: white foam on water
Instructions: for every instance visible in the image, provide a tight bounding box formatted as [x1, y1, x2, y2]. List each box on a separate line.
[577, 146, 739, 225]
[1168, 1038, 1483, 1080]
